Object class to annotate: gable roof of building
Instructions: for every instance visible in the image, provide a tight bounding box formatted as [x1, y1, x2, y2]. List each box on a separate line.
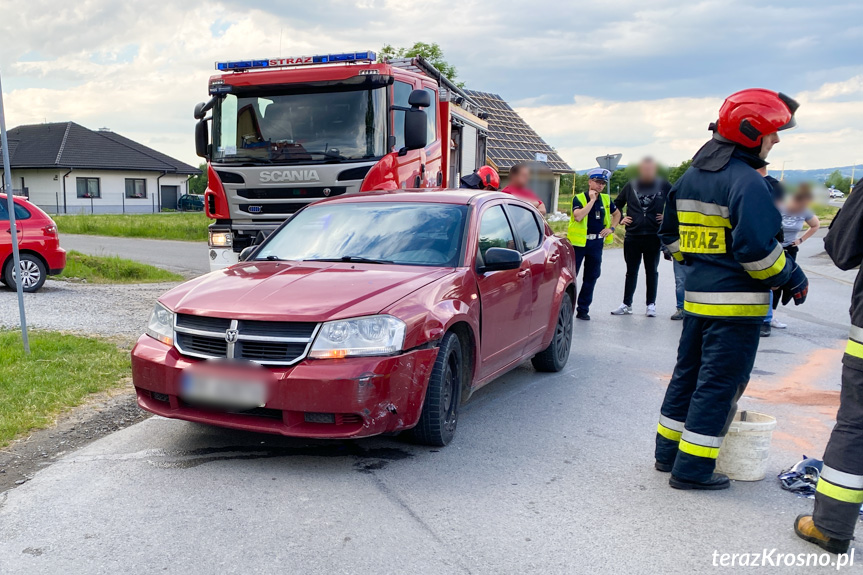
[463, 90, 573, 174]
[0, 122, 200, 175]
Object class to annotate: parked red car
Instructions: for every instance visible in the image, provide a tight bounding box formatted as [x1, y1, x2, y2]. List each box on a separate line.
[131, 190, 576, 445]
[1, 195, 66, 292]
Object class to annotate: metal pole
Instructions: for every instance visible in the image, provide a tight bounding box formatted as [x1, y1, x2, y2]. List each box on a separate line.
[0, 70, 30, 353]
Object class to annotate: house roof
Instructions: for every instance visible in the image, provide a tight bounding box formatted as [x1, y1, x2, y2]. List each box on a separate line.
[463, 90, 574, 174]
[0, 122, 200, 175]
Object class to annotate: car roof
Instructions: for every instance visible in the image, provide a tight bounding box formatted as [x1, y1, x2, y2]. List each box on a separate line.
[313, 188, 515, 207]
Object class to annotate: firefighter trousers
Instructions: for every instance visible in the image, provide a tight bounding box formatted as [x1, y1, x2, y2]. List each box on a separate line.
[655, 315, 761, 482]
[813, 363, 863, 541]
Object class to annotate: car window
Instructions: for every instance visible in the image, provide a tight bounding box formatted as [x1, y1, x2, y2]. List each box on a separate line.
[0, 202, 31, 221]
[508, 205, 542, 252]
[478, 205, 515, 261]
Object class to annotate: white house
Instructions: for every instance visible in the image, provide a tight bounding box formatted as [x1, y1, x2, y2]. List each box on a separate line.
[0, 122, 200, 214]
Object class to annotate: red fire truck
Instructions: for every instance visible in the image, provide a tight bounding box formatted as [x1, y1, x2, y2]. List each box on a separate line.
[194, 51, 489, 270]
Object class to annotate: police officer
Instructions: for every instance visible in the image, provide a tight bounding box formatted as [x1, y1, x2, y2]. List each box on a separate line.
[460, 165, 500, 191]
[568, 168, 620, 320]
[655, 89, 809, 490]
[793, 177, 863, 554]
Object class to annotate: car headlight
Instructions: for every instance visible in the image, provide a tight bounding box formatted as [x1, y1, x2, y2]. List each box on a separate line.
[209, 230, 233, 248]
[146, 302, 174, 346]
[309, 315, 406, 359]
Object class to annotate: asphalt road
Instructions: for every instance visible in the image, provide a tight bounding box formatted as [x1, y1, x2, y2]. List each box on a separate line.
[61, 234, 209, 277]
[1, 233, 860, 574]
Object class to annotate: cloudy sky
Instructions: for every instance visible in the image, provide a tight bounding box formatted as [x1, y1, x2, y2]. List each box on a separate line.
[2, 0, 862, 170]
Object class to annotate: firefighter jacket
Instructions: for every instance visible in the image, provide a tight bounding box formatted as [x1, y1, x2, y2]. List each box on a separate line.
[825, 179, 863, 372]
[659, 148, 793, 322]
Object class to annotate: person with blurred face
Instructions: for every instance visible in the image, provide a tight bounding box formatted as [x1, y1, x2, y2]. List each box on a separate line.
[781, 182, 820, 259]
[611, 157, 671, 318]
[501, 163, 546, 215]
[567, 168, 621, 320]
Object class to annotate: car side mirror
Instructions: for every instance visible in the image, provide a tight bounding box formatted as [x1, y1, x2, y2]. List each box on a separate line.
[195, 120, 210, 159]
[238, 246, 256, 262]
[480, 247, 522, 273]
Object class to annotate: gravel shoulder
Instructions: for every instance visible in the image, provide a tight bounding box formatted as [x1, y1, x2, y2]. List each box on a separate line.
[0, 279, 181, 342]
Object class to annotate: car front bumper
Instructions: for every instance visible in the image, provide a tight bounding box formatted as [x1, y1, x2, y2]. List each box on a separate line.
[131, 335, 439, 439]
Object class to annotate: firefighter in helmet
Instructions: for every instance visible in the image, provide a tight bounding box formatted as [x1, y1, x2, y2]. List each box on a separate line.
[793, 177, 863, 554]
[655, 89, 809, 490]
[460, 166, 500, 191]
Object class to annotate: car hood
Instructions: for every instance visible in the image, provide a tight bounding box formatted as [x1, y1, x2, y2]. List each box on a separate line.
[160, 261, 454, 322]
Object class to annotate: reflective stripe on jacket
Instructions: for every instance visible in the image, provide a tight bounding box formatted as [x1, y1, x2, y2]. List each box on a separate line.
[658, 153, 792, 321]
[568, 192, 613, 247]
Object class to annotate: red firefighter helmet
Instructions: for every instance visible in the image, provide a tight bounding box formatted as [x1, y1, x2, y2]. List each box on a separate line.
[716, 89, 799, 147]
[477, 166, 500, 190]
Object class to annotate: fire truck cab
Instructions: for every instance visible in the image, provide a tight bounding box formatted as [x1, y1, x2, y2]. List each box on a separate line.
[194, 51, 489, 270]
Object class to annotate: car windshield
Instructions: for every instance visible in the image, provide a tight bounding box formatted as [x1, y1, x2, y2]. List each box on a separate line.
[256, 202, 468, 267]
[213, 87, 387, 164]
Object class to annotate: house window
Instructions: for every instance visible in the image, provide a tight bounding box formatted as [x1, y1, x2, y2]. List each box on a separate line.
[76, 177, 101, 199]
[125, 178, 147, 199]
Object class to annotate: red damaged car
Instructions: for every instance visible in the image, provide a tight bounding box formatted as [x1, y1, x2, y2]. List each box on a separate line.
[131, 190, 575, 445]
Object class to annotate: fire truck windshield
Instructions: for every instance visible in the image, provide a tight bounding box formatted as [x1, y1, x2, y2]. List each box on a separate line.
[213, 87, 387, 164]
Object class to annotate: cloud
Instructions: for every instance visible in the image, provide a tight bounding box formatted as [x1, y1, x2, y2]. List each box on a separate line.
[517, 75, 863, 170]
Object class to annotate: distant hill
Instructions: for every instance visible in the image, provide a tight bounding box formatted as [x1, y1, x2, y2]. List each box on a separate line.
[767, 165, 860, 183]
[576, 164, 859, 183]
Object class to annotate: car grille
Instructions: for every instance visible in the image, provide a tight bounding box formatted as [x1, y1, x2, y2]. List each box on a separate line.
[174, 313, 318, 365]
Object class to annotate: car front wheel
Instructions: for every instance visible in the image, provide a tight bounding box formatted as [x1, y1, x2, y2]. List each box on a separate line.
[4, 254, 47, 293]
[532, 292, 573, 372]
[410, 331, 464, 446]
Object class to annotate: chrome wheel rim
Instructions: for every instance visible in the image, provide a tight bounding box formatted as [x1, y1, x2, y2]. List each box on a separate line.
[13, 260, 41, 289]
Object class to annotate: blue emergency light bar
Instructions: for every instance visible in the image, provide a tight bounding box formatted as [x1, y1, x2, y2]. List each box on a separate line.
[215, 51, 376, 72]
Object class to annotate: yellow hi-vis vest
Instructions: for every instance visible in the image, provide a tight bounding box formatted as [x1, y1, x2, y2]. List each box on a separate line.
[567, 192, 613, 247]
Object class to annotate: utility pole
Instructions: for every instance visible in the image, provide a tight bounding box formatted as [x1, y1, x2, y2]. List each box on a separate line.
[0, 69, 30, 353]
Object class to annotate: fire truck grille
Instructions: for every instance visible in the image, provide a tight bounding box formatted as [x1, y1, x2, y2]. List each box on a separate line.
[173, 314, 319, 366]
[237, 187, 347, 200]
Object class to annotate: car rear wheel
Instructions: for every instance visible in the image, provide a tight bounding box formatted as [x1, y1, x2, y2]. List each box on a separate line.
[410, 331, 463, 446]
[4, 254, 47, 293]
[532, 292, 573, 372]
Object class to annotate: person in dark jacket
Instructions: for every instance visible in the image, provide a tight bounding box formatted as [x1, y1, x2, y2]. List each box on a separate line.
[793, 178, 863, 555]
[611, 157, 671, 317]
[655, 89, 809, 491]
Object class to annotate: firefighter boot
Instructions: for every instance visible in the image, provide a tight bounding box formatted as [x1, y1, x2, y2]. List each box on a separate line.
[669, 473, 730, 490]
[794, 515, 851, 555]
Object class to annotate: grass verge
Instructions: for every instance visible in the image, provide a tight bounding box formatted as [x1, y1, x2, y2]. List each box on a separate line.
[0, 330, 131, 447]
[57, 251, 184, 283]
[54, 212, 208, 242]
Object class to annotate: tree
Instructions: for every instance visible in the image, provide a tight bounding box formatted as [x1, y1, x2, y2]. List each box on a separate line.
[188, 163, 208, 195]
[379, 42, 463, 87]
[825, 169, 852, 194]
[667, 159, 692, 184]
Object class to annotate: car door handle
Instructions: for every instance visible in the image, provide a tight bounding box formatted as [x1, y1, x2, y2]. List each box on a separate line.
[549, 253, 560, 263]
[517, 270, 530, 278]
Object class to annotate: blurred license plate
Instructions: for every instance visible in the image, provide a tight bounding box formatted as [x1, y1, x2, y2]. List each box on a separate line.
[181, 361, 273, 410]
